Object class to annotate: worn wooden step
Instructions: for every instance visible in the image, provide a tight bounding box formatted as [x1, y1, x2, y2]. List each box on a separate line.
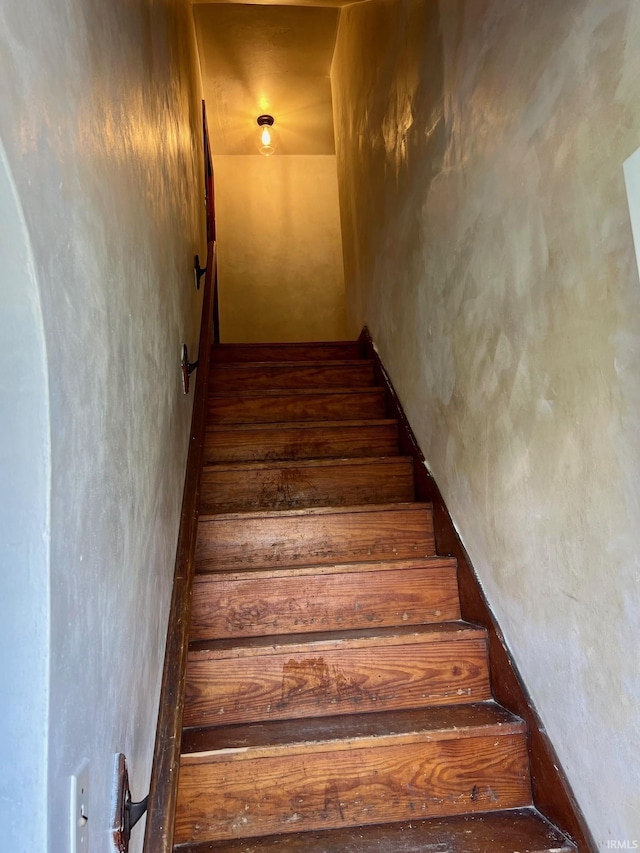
[173, 807, 575, 853]
[184, 622, 490, 727]
[175, 704, 530, 844]
[195, 503, 435, 572]
[209, 388, 386, 425]
[209, 361, 376, 392]
[211, 342, 364, 363]
[203, 420, 400, 464]
[190, 557, 460, 641]
[200, 457, 415, 514]
[181, 702, 521, 755]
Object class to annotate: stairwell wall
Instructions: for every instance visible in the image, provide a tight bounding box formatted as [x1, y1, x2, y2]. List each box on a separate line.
[0, 1, 205, 851]
[193, 2, 348, 343]
[0, 138, 50, 853]
[332, 0, 640, 846]
[213, 154, 348, 343]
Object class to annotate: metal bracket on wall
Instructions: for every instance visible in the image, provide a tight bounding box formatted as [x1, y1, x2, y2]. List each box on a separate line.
[194, 254, 206, 290]
[111, 754, 148, 853]
[181, 343, 198, 395]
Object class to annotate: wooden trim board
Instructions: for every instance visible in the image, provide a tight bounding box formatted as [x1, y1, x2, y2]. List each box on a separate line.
[143, 241, 216, 853]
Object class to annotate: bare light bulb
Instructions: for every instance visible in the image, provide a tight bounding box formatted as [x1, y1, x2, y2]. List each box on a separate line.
[256, 115, 278, 156]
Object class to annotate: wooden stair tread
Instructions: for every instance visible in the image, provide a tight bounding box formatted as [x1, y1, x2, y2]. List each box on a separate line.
[175, 717, 530, 842]
[203, 420, 400, 464]
[199, 456, 415, 513]
[173, 808, 575, 852]
[182, 702, 524, 756]
[184, 621, 490, 726]
[198, 501, 430, 522]
[188, 621, 484, 657]
[211, 342, 365, 362]
[190, 556, 460, 640]
[211, 359, 372, 368]
[209, 361, 376, 391]
[211, 387, 383, 400]
[194, 555, 457, 581]
[202, 456, 409, 473]
[195, 503, 435, 572]
[208, 389, 386, 425]
[206, 418, 397, 433]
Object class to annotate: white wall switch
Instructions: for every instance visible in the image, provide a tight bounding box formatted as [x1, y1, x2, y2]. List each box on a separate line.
[70, 761, 89, 853]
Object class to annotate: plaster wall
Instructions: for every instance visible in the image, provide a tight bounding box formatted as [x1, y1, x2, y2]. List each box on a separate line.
[0, 1, 205, 851]
[0, 140, 50, 853]
[332, 0, 640, 845]
[214, 155, 347, 342]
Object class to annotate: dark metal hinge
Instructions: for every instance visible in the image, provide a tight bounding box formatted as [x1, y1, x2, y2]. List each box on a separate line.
[194, 254, 206, 290]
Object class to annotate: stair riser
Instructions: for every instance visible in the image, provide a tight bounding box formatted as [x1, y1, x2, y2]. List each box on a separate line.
[184, 637, 490, 727]
[195, 507, 435, 572]
[211, 343, 364, 363]
[174, 734, 530, 843]
[209, 363, 376, 392]
[204, 422, 399, 464]
[199, 459, 414, 514]
[190, 565, 460, 640]
[209, 391, 386, 424]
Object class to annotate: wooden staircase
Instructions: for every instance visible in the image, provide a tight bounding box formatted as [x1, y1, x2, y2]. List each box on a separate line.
[173, 340, 577, 852]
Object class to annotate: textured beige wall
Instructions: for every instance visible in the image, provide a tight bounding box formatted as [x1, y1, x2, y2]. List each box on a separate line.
[0, 1, 205, 850]
[214, 155, 347, 342]
[333, 0, 640, 845]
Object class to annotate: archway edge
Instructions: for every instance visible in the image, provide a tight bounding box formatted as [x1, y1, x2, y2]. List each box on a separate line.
[0, 135, 51, 853]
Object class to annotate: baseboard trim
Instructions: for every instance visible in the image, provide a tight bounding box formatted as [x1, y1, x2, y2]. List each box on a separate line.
[143, 242, 216, 853]
[359, 326, 597, 853]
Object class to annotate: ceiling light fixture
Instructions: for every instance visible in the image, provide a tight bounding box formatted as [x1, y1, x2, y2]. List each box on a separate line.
[256, 114, 278, 156]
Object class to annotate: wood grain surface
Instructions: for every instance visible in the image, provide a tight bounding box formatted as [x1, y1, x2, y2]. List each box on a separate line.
[199, 456, 414, 513]
[203, 420, 400, 464]
[190, 557, 459, 640]
[209, 361, 375, 391]
[181, 702, 522, 754]
[210, 342, 364, 363]
[194, 504, 435, 571]
[162, 333, 582, 853]
[183, 625, 490, 727]
[172, 807, 575, 853]
[208, 388, 386, 424]
[175, 729, 530, 843]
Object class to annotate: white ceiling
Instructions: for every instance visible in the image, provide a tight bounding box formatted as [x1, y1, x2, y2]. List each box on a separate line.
[194, 4, 342, 155]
